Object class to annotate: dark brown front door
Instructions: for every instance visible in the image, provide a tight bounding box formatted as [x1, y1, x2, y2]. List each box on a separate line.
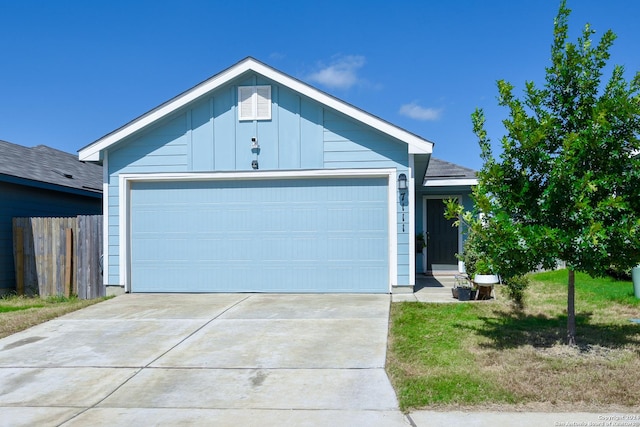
[426, 198, 458, 271]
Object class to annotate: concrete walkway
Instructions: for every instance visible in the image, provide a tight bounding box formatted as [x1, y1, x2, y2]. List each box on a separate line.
[393, 274, 469, 303]
[407, 411, 632, 426]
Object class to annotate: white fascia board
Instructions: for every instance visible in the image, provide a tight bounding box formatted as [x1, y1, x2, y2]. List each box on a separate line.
[424, 178, 478, 187]
[79, 58, 433, 161]
[408, 143, 432, 154]
[82, 151, 101, 162]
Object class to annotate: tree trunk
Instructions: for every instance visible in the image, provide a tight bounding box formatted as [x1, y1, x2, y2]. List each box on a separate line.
[567, 269, 576, 346]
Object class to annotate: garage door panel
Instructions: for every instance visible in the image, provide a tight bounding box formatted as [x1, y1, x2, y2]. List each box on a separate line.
[360, 237, 388, 260]
[130, 177, 389, 293]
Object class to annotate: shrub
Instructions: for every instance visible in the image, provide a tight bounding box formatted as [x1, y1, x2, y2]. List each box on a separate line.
[606, 266, 632, 281]
[502, 275, 530, 310]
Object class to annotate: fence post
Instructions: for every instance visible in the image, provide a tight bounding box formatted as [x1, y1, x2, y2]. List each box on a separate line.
[65, 228, 73, 297]
[16, 227, 24, 296]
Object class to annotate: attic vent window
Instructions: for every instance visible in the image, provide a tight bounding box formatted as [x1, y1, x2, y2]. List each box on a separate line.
[238, 85, 271, 121]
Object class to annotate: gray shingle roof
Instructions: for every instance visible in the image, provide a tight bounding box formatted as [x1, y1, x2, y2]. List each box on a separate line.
[0, 140, 102, 193]
[424, 157, 477, 184]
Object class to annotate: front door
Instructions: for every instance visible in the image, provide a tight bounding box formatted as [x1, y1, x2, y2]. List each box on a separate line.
[426, 198, 459, 272]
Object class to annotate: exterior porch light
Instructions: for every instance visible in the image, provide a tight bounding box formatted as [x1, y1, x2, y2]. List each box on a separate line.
[398, 173, 408, 191]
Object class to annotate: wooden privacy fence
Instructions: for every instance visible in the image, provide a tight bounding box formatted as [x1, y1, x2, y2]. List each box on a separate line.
[13, 215, 104, 299]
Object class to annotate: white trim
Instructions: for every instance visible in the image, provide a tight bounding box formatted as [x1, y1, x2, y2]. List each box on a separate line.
[119, 168, 397, 293]
[102, 152, 109, 286]
[422, 195, 463, 274]
[117, 168, 395, 182]
[238, 85, 272, 121]
[408, 144, 431, 154]
[388, 171, 398, 289]
[79, 58, 433, 162]
[424, 179, 478, 187]
[408, 156, 416, 287]
[118, 174, 129, 289]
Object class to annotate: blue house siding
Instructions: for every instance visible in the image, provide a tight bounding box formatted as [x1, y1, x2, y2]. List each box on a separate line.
[190, 98, 215, 171]
[212, 87, 235, 170]
[277, 87, 302, 169]
[0, 180, 102, 293]
[322, 110, 410, 284]
[104, 73, 411, 288]
[323, 113, 407, 168]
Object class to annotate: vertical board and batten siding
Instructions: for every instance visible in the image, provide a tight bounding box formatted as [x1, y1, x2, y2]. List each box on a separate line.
[0, 180, 101, 294]
[106, 73, 410, 287]
[12, 215, 103, 298]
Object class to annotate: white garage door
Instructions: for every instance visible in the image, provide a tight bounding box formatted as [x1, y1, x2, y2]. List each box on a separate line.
[129, 176, 389, 292]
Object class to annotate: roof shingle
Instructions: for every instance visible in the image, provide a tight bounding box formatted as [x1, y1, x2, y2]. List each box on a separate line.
[424, 157, 477, 183]
[0, 140, 102, 193]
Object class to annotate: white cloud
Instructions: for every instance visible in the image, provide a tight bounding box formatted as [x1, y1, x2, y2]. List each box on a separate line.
[307, 55, 366, 90]
[398, 102, 442, 121]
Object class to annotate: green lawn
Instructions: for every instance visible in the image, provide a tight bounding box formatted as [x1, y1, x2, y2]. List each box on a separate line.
[0, 294, 110, 338]
[386, 270, 640, 412]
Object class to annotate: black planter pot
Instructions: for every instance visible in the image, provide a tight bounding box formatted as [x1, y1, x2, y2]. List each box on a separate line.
[458, 288, 472, 301]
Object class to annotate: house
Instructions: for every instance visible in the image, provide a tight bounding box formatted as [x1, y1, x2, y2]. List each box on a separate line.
[79, 57, 475, 295]
[0, 141, 103, 295]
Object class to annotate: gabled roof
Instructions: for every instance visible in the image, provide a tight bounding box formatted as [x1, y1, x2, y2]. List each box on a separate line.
[79, 57, 433, 162]
[424, 157, 477, 186]
[0, 140, 102, 194]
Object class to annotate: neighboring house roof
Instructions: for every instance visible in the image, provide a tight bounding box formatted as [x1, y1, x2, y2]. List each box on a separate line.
[424, 157, 477, 186]
[79, 57, 433, 162]
[0, 140, 102, 194]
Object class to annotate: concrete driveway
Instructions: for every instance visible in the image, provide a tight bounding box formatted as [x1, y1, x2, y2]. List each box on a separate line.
[0, 293, 408, 426]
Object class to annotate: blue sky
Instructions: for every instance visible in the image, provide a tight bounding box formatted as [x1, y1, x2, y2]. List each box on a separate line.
[1, 0, 638, 170]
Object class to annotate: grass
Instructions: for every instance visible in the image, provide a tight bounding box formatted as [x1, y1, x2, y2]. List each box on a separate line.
[0, 294, 110, 339]
[386, 269, 640, 412]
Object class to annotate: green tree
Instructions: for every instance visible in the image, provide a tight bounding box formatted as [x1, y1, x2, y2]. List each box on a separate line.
[466, 0, 640, 345]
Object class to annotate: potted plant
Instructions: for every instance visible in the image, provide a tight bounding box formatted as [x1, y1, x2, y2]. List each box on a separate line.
[416, 232, 426, 253]
[473, 259, 500, 285]
[455, 280, 476, 301]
